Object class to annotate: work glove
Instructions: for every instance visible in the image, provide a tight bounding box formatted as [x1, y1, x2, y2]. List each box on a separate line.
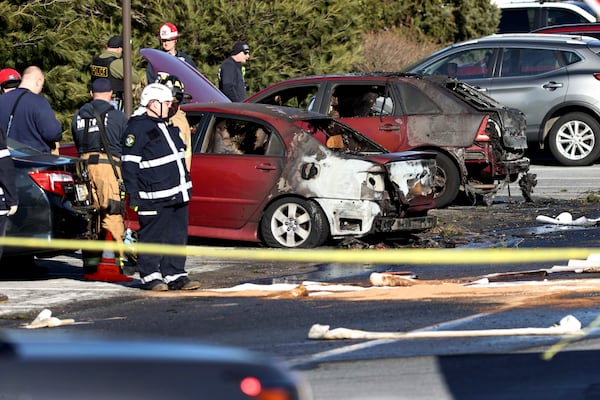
[7, 205, 17, 216]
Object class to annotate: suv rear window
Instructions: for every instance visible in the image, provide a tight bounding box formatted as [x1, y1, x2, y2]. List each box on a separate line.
[499, 48, 577, 77]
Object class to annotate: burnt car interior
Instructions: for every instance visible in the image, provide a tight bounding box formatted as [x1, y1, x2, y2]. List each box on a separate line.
[330, 85, 393, 118]
[189, 115, 284, 157]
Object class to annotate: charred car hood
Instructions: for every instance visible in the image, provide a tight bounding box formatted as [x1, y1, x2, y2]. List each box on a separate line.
[140, 48, 230, 103]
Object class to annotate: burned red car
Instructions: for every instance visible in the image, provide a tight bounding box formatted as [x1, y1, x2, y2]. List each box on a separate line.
[177, 103, 436, 248]
[246, 73, 533, 207]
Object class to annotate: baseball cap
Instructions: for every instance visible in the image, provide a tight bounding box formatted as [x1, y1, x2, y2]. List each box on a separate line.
[91, 78, 112, 93]
[107, 36, 123, 48]
[231, 41, 250, 55]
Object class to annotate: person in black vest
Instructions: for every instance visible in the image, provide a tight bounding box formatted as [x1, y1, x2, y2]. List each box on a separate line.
[121, 83, 198, 291]
[71, 78, 129, 273]
[218, 41, 250, 102]
[90, 36, 140, 106]
[0, 124, 17, 262]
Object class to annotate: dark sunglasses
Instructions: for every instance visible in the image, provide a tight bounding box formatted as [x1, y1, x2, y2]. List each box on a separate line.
[243, 50, 250, 55]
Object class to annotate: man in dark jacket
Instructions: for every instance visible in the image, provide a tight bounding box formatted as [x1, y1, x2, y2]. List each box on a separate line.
[0, 125, 16, 302]
[218, 41, 250, 102]
[71, 78, 128, 273]
[121, 83, 198, 291]
[0, 126, 17, 259]
[0, 66, 61, 153]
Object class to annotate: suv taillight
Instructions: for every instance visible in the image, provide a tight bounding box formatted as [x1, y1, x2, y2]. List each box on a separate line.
[474, 114, 491, 142]
[29, 170, 75, 197]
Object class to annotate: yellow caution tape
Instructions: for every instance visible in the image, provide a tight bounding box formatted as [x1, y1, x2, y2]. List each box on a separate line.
[0, 236, 596, 264]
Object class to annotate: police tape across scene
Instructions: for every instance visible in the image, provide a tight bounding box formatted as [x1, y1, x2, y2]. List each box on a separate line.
[0, 236, 595, 265]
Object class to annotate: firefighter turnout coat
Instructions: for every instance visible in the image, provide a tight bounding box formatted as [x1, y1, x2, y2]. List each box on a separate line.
[121, 114, 191, 211]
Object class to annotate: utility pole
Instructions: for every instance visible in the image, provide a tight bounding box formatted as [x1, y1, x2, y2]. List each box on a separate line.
[122, 0, 132, 116]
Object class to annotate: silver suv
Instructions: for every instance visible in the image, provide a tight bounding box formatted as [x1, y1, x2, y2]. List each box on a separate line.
[407, 33, 600, 166]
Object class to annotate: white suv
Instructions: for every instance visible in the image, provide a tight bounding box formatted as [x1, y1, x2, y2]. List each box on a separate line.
[495, 1, 596, 33]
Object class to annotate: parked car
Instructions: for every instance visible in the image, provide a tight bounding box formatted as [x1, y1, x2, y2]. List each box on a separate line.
[0, 329, 313, 399]
[406, 33, 600, 166]
[245, 73, 531, 207]
[532, 22, 600, 38]
[2, 139, 94, 260]
[495, 0, 596, 33]
[182, 103, 437, 248]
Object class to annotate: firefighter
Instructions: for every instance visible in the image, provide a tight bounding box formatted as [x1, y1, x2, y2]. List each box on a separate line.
[121, 83, 198, 291]
[71, 78, 128, 272]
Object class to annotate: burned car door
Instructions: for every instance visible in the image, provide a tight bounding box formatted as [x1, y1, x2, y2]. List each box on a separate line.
[187, 113, 284, 231]
[324, 82, 405, 152]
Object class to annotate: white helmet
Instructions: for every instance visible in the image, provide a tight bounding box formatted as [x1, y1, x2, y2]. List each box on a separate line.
[140, 83, 173, 106]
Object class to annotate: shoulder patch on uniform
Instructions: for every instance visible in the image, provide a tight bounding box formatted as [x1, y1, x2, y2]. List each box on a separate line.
[124, 134, 136, 147]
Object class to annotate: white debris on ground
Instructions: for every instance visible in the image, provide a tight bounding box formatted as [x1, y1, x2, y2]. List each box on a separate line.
[536, 212, 600, 226]
[307, 314, 584, 340]
[22, 308, 75, 329]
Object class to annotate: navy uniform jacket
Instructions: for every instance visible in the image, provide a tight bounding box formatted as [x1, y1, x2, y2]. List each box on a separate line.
[121, 114, 191, 210]
[71, 99, 128, 157]
[146, 49, 197, 84]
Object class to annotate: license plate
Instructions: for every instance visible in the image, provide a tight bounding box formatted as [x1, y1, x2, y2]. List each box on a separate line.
[75, 183, 89, 202]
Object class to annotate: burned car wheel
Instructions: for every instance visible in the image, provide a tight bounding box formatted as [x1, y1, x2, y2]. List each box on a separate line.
[261, 197, 329, 248]
[548, 112, 600, 166]
[432, 152, 460, 208]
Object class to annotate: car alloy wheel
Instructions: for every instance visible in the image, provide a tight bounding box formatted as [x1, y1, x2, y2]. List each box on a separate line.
[549, 112, 600, 166]
[260, 197, 329, 248]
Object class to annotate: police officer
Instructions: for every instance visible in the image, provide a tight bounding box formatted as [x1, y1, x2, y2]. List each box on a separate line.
[121, 83, 198, 291]
[90, 36, 140, 107]
[71, 78, 128, 273]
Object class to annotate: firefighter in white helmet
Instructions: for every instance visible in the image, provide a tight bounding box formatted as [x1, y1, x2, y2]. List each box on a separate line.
[121, 83, 198, 291]
[146, 22, 198, 84]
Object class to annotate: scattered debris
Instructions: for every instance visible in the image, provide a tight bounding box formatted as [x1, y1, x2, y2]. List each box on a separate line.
[308, 315, 583, 340]
[0, 293, 7, 303]
[22, 309, 75, 329]
[370, 272, 421, 287]
[536, 212, 600, 226]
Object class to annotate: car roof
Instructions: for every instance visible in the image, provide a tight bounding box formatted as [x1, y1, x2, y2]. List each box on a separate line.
[181, 101, 334, 121]
[496, 0, 596, 18]
[532, 22, 600, 34]
[428, 33, 600, 54]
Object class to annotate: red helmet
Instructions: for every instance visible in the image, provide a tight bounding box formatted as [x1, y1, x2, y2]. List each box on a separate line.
[158, 22, 180, 40]
[0, 68, 21, 89]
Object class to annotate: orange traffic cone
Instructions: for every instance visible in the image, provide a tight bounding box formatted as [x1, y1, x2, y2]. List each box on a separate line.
[84, 231, 133, 282]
